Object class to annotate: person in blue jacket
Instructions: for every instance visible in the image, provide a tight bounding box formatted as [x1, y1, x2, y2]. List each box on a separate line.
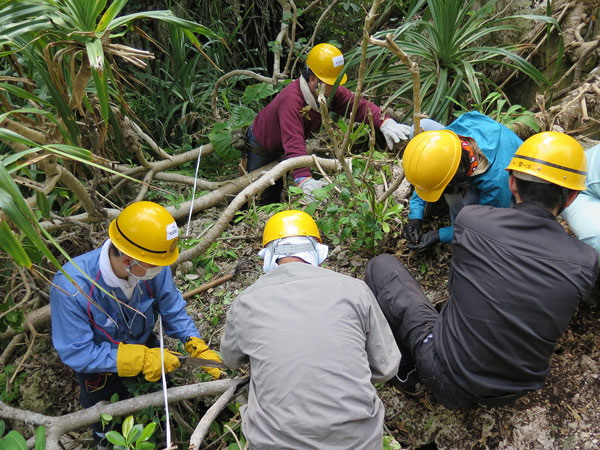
[562, 143, 600, 262]
[50, 201, 221, 446]
[402, 111, 523, 250]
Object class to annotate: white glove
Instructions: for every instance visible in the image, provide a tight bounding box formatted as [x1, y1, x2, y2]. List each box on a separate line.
[297, 177, 328, 202]
[380, 119, 411, 149]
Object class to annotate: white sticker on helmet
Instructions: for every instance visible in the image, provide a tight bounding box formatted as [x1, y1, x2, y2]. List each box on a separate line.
[166, 222, 179, 240]
[332, 55, 344, 68]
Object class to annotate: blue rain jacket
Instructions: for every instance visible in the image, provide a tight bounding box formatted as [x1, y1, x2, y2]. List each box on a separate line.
[562, 144, 600, 260]
[408, 111, 523, 243]
[50, 247, 200, 374]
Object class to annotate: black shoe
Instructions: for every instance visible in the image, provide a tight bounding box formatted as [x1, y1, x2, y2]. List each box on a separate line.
[391, 369, 425, 397]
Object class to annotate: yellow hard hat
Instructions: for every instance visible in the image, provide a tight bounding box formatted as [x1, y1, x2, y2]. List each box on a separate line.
[306, 43, 348, 85]
[262, 210, 321, 247]
[108, 201, 179, 266]
[403, 130, 462, 202]
[507, 131, 587, 190]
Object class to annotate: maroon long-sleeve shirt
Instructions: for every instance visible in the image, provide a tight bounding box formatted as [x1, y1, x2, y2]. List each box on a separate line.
[252, 78, 388, 179]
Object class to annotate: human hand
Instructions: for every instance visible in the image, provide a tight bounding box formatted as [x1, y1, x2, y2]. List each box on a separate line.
[116, 343, 181, 382]
[402, 218, 423, 244]
[297, 177, 328, 202]
[185, 337, 222, 379]
[408, 229, 440, 251]
[380, 119, 411, 149]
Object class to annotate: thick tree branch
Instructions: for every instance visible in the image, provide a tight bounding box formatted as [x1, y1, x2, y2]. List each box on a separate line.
[177, 155, 344, 263]
[0, 377, 248, 450]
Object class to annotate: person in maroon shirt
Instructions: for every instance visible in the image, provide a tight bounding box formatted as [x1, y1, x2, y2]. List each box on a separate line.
[245, 43, 411, 203]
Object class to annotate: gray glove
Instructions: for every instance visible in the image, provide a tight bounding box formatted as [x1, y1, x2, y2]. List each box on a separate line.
[380, 119, 411, 149]
[298, 177, 328, 202]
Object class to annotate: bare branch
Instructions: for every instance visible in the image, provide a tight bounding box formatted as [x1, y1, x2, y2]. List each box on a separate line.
[189, 380, 248, 449]
[0, 377, 248, 450]
[369, 34, 423, 133]
[211, 71, 278, 119]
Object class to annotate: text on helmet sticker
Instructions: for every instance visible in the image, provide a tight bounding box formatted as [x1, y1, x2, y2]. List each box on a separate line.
[332, 55, 344, 68]
[166, 222, 179, 240]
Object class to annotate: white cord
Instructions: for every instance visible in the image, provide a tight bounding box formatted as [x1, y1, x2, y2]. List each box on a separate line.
[158, 315, 172, 449]
[186, 145, 204, 237]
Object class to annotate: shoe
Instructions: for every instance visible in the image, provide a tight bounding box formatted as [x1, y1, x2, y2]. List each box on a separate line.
[391, 369, 425, 397]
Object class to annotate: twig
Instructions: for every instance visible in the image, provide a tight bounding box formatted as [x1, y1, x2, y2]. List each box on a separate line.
[9, 332, 35, 384]
[188, 378, 248, 450]
[290, 0, 338, 77]
[211, 70, 278, 119]
[369, 34, 422, 133]
[311, 155, 341, 194]
[377, 163, 405, 204]
[0, 334, 25, 370]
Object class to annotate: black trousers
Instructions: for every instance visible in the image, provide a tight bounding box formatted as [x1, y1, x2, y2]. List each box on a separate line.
[76, 372, 130, 443]
[76, 335, 161, 443]
[365, 254, 521, 410]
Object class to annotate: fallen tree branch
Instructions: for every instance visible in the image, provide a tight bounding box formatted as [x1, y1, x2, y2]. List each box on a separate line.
[0, 304, 50, 340]
[0, 377, 248, 450]
[177, 155, 344, 264]
[189, 379, 248, 449]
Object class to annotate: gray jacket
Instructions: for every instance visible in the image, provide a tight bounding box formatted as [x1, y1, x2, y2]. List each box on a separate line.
[221, 262, 401, 450]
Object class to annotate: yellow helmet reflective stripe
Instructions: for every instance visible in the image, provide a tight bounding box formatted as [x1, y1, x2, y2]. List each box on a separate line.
[108, 201, 179, 266]
[506, 132, 587, 190]
[306, 43, 348, 85]
[262, 210, 321, 247]
[402, 130, 462, 202]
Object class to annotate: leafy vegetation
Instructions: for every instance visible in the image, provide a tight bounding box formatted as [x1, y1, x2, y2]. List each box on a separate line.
[345, 0, 557, 124]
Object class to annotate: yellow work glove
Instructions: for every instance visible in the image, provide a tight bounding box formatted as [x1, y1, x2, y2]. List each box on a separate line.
[116, 343, 181, 382]
[185, 337, 222, 379]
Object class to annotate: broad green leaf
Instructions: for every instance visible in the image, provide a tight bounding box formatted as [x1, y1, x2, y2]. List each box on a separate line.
[0, 430, 27, 450]
[126, 424, 143, 445]
[209, 122, 237, 159]
[122, 415, 134, 438]
[230, 104, 256, 128]
[105, 431, 127, 447]
[242, 83, 278, 103]
[34, 426, 46, 450]
[138, 422, 157, 442]
[0, 220, 32, 268]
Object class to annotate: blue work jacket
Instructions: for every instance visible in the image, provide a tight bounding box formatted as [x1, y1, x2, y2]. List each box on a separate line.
[408, 111, 523, 243]
[50, 247, 200, 374]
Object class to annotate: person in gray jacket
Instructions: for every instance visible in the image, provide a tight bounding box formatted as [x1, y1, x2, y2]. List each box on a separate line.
[220, 210, 401, 450]
[367, 132, 599, 409]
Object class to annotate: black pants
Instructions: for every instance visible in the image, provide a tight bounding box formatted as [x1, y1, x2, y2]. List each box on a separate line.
[76, 335, 160, 443]
[76, 372, 131, 443]
[365, 254, 521, 410]
[245, 126, 283, 205]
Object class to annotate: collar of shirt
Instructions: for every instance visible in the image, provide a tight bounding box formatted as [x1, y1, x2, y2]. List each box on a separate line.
[514, 202, 557, 220]
[99, 239, 138, 299]
[299, 76, 319, 111]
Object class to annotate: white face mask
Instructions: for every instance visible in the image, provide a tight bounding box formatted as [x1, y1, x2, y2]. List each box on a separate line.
[126, 259, 163, 281]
